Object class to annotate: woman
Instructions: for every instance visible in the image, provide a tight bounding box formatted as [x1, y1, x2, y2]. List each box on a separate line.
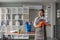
[34, 9, 50, 40]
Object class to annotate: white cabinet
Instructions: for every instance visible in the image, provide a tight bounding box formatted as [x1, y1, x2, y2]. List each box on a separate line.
[0, 7, 29, 32]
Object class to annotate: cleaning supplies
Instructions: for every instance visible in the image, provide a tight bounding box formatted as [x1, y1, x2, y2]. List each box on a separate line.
[24, 22, 32, 32]
[9, 21, 12, 26]
[15, 21, 20, 26]
[15, 15, 19, 20]
[18, 28, 21, 34]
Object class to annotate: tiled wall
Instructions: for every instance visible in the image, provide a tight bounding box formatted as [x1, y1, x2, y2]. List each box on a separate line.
[54, 3, 60, 40]
[29, 9, 38, 32]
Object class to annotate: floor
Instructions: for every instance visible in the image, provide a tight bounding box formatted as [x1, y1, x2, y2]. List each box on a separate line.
[0, 36, 58, 40]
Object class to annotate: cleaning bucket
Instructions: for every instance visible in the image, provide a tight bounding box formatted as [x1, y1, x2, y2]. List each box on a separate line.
[24, 22, 32, 32]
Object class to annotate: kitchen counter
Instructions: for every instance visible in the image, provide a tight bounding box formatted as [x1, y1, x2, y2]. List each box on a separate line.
[5, 32, 35, 35]
[4, 32, 35, 39]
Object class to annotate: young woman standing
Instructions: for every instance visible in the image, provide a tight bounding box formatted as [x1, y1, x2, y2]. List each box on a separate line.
[34, 9, 51, 40]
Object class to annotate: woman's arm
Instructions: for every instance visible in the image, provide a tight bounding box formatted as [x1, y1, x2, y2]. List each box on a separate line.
[45, 18, 51, 27]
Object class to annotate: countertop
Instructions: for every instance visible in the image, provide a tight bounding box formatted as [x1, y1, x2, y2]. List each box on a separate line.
[5, 31, 35, 35]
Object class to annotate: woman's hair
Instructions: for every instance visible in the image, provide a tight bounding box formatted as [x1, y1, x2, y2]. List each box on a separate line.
[39, 9, 45, 17]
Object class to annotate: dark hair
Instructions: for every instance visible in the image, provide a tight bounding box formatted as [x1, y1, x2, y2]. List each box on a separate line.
[39, 9, 45, 17]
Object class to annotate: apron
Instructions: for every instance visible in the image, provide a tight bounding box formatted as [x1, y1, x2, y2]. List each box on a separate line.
[35, 26, 47, 40]
[34, 17, 47, 40]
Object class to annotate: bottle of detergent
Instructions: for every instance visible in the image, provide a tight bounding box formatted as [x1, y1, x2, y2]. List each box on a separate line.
[18, 28, 20, 34]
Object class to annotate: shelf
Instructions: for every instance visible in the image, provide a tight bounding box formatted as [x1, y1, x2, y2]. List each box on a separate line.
[0, 19, 29, 21]
[18, 8, 23, 14]
[23, 18, 29, 20]
[1, 8, 7, 13]
[6, 19, 23, 20]
[0, 7, 29, 32]
[12, 19, 23, 20]
[6, 19, 11, 20]
[6, 25, 23, 26]
[0, 19, 6, 20]
[0, 13, 7, 14]
[11, 8, 18, 14]
[6, 13, 29, 14]
[12, 14, 23, 20]
[12, 25, 23, 26]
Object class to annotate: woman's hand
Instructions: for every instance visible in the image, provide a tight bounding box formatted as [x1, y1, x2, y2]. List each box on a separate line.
[46, 22, 51, 27]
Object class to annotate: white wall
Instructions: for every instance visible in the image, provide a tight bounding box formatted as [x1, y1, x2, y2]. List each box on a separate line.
[51, 3, 56, 38]
[45, 3, 56, 38]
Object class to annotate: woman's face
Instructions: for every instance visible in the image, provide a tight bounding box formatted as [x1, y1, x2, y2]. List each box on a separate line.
[38, 11, 44, 17]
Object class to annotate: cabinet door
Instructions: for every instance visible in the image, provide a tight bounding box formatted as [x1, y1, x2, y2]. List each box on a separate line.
[1, 8, 7, 14]
[23, 7, 29, 22]
[18, 7, 22, 14]
[23, 7, 29, 14]
[0, 8, 7, 32]
[11, 8, 18, 14]
[0, 8, 7, 26]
